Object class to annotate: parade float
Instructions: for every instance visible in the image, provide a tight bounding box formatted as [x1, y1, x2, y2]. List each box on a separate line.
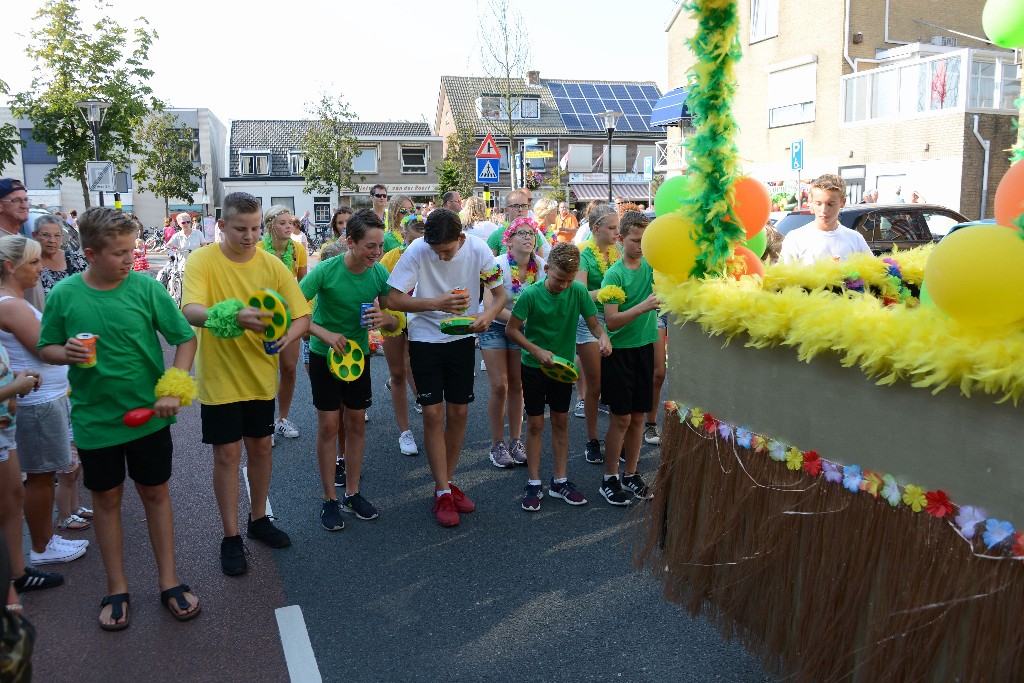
[637, 1, 1024, 681]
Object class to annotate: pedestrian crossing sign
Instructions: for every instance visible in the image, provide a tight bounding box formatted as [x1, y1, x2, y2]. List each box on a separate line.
[476, 158, 499, 184]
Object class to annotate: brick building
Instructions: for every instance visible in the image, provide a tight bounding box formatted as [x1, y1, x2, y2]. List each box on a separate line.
[665, 0, 1021, 218]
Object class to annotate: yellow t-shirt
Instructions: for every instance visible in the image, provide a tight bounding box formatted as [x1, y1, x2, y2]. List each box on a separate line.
[256, 239, 308, 277]
[182, 245, 312, 405]
[379, 246, 404, 274]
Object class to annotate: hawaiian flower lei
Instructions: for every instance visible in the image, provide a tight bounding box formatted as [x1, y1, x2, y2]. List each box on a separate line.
[506, 251, 539, 299]
[581, 239, 620, 276]
[261, 232, 294, 270]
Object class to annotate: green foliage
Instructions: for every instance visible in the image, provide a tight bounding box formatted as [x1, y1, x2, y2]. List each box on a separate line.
[436, 127, 476, 200]
[0, 80, 24, 169]
[542, 167, 567, 202]
[11, 0, 161, 207]
[301, 94, 362, 201]
[134, 111, 200, 216]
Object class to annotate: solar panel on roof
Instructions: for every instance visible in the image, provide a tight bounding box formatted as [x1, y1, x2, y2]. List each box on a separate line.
[596, 84, 614, 98]
[580, 84, 599, 99]
[626, 85, 644, 99]
[619, 101, 638, 116]
[610, 85, 628, 99]
[563, 114, 581, 129]
[640, 85, 660, 100]
[580, 115, 602, 131]
[554, 97, 572, 113]
[625, 115, 647, 132]
[616, 117, 633, 132]
[564, 83, 583, 98]
[548, 83, 566, 97]
[548, 81, 662, 132]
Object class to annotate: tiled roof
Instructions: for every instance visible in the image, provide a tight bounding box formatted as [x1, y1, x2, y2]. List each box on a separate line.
[439, 75, 664, 138]
[228, 120, 434, 176]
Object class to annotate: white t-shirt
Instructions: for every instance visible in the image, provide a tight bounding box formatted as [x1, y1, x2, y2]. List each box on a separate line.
[465, 221, 499, 241]
[387, 234, 503, 343]
[779, 225, 871, 265]
[573, 221, 592, 246]
[166, 229, 204, 258]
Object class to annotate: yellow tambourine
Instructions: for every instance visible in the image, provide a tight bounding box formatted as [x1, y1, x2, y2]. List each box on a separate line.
[439, 316, 477, 336]
[247, 289, 291, 342]
[542, 356, 579, 384]
[328, 341, 365, 382]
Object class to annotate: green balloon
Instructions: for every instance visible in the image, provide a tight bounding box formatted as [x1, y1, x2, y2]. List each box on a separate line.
[743, 228, 768, 258]
[654, 175, 690, 217]
[919, 280, 933, 307]
[983, 0, 1024, 48]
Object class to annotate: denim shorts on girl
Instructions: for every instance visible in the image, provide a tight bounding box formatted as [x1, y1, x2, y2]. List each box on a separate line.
[575, 311, 605, 345]
[478, 321, 520, 351]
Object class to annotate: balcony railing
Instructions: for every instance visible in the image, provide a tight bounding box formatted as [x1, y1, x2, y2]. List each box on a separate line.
[655, 138, 687, 173]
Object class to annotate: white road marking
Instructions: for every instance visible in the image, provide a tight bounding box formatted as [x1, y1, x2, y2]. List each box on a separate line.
[242, 465, 274, 517]
[275, 605, 322, 683]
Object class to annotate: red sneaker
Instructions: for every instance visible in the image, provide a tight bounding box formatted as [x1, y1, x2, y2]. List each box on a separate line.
[432, 493, 460, 527]
[449, 483, 475, 513]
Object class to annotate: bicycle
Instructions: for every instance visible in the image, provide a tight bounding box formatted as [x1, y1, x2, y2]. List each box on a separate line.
[157, 251, 187, 306]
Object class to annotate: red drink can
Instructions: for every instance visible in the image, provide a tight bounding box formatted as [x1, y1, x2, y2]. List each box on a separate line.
[76, 333, 97, 368]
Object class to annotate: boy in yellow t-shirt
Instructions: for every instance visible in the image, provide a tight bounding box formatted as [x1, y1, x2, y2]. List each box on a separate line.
[182, 192, 311, 577]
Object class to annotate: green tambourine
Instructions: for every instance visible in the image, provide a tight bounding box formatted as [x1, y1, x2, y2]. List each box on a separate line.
[327, 341, 365, 382]
[439, 316, 477, 335]
[542, 356, 579, 384]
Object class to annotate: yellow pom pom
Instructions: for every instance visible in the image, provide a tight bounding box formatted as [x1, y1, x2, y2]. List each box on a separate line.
[154, 368, 198, 407]
[597, 285, 627, 305]
[380, 309, 407, 338]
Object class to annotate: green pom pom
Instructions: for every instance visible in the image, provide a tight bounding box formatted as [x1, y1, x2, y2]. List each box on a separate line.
[205, 299, 246, 339]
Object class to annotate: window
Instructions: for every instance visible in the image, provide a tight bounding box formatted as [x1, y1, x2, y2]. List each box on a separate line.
[633, 145, 657, 173]
[1001, 62, 1021, 110]
[288, 152, 308, 175]
[519, 98, 540, 119]
[400, 146, 427, 174]
[187, 128, 201, 162]
[525, 142, 547, 171]
[928, 57, 960, 111]
[352, 147, 377, 174]
[969, 57, 1021, 110]
[922, 211, 963, 239]
[566, 144, 593, 173]
[271, 196, 295, 213]
[240, 153, 269, 175]
[313, 197, 331, 229]
[768, 61, 817, 127]
[750, 0, 779, 42]
[600, 145, 627, 173]
[499, 144, 511, 172]
[477, 95, 541, 119]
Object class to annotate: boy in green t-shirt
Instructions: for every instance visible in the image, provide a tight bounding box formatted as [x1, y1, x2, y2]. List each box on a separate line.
[300, 210, 401, 529]
[39, 207, 200, 631]
[506, 243, 610, 512]
[597, 211, 660, 506]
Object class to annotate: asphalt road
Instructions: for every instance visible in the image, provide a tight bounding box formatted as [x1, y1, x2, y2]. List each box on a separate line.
[24, 330, 772, 683]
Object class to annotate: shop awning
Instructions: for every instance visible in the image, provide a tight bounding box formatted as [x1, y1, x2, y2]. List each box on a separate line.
[570, 183, 650, 202]
[650, 87, 690, 127]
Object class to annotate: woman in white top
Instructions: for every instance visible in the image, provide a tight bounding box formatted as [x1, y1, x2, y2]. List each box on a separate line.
[0, 235, 87, 571]
[462, 196, 499, 241]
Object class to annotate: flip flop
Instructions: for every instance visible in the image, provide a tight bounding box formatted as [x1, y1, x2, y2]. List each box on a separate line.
[58, 514, 91, 531]
[76, 507, 94, 520]
[160, 584, 201, 622]
[99, 593, 130, 631]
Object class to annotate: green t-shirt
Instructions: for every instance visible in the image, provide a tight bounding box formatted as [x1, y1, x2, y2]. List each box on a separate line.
[601, 257, 658, 349]
[579, 241, 621, 291]
[38, 272, 196, 450]
[383, 231, 402, 253]
[300, 257, 392, 356]
[511, 280, 596, 368]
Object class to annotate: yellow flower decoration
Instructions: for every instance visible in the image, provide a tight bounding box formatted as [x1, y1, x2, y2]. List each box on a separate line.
[154, 367, 198, 406]
[784, 447, 803, 471]
[689, 408, 704, 428]
[596, 285, 627, 305]
[860, 471, 883, 499]
[902, 484, 928, 512]
[379, 309, 407, 338]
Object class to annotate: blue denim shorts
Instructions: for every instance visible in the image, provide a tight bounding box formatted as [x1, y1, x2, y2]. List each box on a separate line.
[657, 313, 668, 330]
[478, 321, 520, 351]
[301, 337, 310, 364]
[575, 311, 605, 345]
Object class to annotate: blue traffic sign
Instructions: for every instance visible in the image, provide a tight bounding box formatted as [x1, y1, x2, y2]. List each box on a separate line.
[791, 140, 804, 171]
[476, 158, 499, 184]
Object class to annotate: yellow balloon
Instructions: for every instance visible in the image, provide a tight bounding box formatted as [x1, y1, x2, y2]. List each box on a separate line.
[641, 213, 701, 277]
[924, 225, 1024, 326]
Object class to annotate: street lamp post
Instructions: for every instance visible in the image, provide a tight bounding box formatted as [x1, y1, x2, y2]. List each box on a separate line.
[76, 99, 112, 208]
[603, 110, 623, 208]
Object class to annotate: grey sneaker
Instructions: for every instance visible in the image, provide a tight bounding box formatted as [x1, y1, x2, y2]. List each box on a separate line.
[489, 441, 515, 468]
[643, 423, 661, 445]
[573, 400, 585, 418]
[508, 439, 527, 465]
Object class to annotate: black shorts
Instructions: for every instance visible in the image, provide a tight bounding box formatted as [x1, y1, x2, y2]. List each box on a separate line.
[78, 426, 173, 492]
[601, 344, 654, 416]
[309, 351, 372, 411]
[521, 364, 573, 416]
[408, 337, 476, 406]
[201, 399, 275, 445]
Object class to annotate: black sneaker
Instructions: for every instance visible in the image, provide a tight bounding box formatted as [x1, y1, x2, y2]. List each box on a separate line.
[599, 476, 632, 506]
[334, 459, 346, 488]
[220, 535, 248, 576]
[246, 514, 292, 548]
[320, 499, 345, 531]
[622, 473, 653, 500]
[13, 566, 63, 592]
[341, 493, 379, 520]
[619, 447, 626, 465]
[584, 439, 604, 465]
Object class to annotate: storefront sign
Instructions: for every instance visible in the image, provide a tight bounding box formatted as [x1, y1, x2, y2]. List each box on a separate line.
[355, 184, 437, 194]
[568, 173, 646, 184]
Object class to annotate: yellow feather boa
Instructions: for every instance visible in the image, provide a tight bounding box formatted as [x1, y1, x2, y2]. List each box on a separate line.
[656, 248, 1024, 404]
[596, 285, 627, 305]
[154, 368, 198, 406]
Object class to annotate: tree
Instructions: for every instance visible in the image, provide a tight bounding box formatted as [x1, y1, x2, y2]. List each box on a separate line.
[134, 111, 200, 217]
[11, 0, 161, 208]
[436, 127, 477, 200]
[476, 0, 533, 190]
[0, 80, 24, 169]
[301, 93, 362, 202]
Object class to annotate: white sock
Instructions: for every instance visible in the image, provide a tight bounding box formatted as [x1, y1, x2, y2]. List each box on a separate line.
[528, 479, 542, 486]
[604, 474, 618, 482]
[436, 489, 451, 498]
[553, 477, 568, 484]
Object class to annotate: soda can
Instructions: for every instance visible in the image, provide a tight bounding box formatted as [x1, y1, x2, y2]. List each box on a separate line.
[263, 340, 281, 355]
[75, 333, 97, 368]
[452, 286, 469, 313]
[360, 303, 374, 328]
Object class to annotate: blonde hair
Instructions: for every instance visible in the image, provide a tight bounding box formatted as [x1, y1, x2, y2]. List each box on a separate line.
[463, 196, 487, 225]
[533, 198, 558, 217]
[263, 204, 292, 232]
[386, 194, 414, 233]
[0, 235, 41, 281]
[812, 173, 846, 195]
[78, 207, 137, 251]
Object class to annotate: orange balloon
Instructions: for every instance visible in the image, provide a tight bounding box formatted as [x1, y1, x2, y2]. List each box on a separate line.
[727, 245, 765, 280]
[994, 161, 1024, 229]
[733, 177, 772, 239]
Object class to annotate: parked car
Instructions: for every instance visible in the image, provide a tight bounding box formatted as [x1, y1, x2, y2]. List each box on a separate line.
[22, 207, 81, 252]
[774, 204, 968, 254]
[942, 218, 996, 239]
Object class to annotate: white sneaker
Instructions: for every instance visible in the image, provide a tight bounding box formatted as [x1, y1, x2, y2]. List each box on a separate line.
[51, 534, 89, 550]
[399, 430, 419, 456]
[480, 359, 487, 371]
[30, 537, 86, 565]
[573, 400, 585, 418]
[275, 418, 299, 438]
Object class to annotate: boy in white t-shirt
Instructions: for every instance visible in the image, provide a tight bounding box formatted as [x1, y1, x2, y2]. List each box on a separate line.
[382, 208, 508, 527]
[779, 174, 871, 265]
